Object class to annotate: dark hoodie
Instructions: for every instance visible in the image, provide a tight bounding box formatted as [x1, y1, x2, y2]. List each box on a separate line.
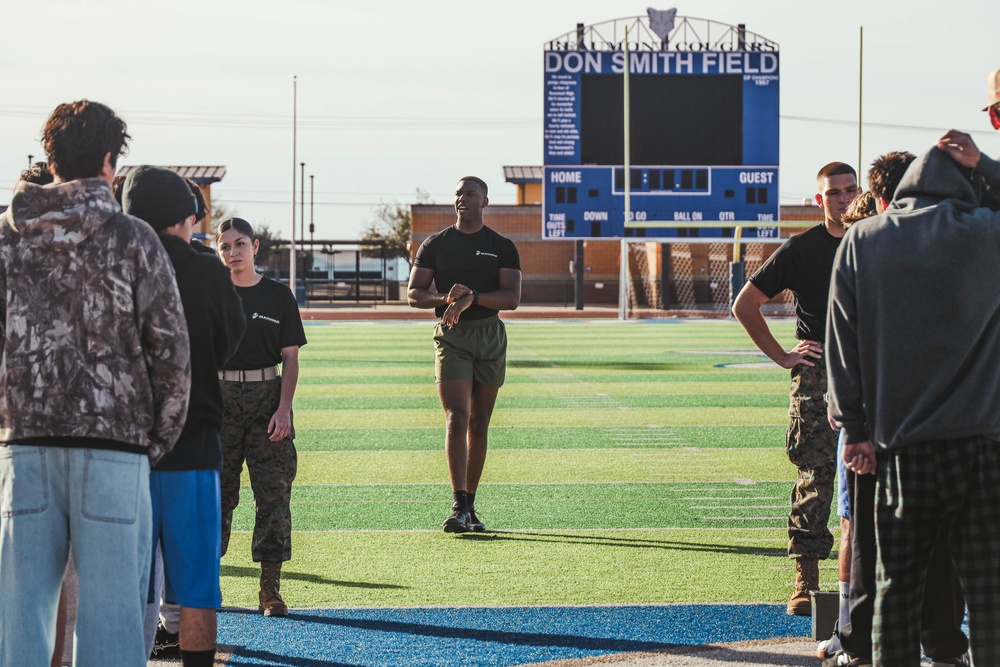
[826, 147, 1000, 450]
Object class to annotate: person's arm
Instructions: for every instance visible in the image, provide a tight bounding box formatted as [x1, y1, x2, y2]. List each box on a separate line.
[269, 345, 299, 442]
[826, 240, 871, 451]
[135, 235, 192, 463]
[407, 266, 451, 310]
[214, 266, 247, 366]
[439, 268, 522, 327]
[732, 281, 822, 368]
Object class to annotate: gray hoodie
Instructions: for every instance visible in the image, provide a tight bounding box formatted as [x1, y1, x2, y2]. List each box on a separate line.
[0, 178, 191, 463]
[827, 147, 1000, 450]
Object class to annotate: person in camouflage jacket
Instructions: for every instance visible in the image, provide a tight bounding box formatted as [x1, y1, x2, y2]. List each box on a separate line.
[0, 178, 191, 461]
[0, 100, 190, 667]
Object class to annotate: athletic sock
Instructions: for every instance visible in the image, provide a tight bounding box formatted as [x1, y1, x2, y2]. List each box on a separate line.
[180, 648, 216, 667]
[467, 492, 476, 508]
[453, 490, 469, 509]
[839, 580, 850, 631]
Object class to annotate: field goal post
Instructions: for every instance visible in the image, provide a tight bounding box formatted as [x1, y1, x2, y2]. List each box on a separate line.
[621, 221, 805, 319]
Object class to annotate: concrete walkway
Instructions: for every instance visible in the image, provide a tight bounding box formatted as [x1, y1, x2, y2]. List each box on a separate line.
[516, 639, 818, 667]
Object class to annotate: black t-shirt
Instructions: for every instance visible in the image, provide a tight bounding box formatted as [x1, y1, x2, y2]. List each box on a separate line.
[749, 224, 841, 342]
[413, 224, 520, 320]
[223, 276, 307, 370]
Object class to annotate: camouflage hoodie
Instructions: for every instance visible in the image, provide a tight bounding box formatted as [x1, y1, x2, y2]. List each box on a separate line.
[0, 178, 191, 464]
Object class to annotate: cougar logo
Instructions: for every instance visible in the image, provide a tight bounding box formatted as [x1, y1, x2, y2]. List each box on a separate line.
[647, 7, 677, 40]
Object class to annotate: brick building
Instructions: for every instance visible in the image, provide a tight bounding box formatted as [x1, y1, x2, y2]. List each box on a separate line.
[410, 170, 824, 310]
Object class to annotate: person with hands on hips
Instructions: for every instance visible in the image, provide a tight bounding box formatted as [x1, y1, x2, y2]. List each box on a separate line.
[733, 161, 860, 616]
[407, 176, 521, 533]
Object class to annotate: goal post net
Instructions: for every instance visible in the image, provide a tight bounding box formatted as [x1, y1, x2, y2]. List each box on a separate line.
[623, 238, 795, 319]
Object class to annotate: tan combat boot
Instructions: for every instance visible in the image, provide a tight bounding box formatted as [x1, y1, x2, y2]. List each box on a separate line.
[259, 561, 289, 617]
[787, 557, 819, 616]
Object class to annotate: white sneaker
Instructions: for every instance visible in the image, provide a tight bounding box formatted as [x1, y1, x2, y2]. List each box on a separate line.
[817, 629, 842, 658]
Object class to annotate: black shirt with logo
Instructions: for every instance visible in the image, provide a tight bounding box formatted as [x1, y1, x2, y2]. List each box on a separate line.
[223, 276, 307, 370]
[414, 224, 521, 320]
[749, 224, 841, 343]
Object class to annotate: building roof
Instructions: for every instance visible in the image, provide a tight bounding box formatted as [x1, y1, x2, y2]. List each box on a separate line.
[116, 165, 227, 184]
[503, 166, 543, 184]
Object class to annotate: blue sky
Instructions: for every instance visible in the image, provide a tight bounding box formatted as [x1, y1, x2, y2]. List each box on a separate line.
[1, 0, 996, 238]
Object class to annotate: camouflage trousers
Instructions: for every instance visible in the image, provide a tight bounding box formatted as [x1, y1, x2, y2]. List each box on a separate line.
[219, 377, 297, 563]
[786, 362, 837, 560]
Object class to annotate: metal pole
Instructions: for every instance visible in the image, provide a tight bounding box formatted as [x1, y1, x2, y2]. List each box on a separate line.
[290, 76, 297, 293]
[730, 226, 746, 311]
[619, 26, 631, 321]
[858, 26, 863, 175]
[300, 162, 306, 290]
[309, 174, 315, 243]
[27, 155, 33, 167]
[574, 21, 587, 311]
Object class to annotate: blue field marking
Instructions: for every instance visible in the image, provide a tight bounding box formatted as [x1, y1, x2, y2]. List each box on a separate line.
[218, 603, 809, 666]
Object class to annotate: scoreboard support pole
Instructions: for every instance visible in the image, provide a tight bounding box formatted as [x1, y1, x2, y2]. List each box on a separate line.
[619, 27, 632, 321]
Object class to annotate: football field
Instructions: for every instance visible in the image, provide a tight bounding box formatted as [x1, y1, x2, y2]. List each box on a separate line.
[221, 318, 839, 611]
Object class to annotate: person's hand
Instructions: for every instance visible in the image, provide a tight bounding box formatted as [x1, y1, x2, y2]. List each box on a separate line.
[440, 294, 473, 327]
[268, 408, 292, 442]
[779, 340, 822, 369]
[937, 130, 982, 168]
[447, 283, 473, 303]
[828, 415, 841, 432]
[844, 440, 876, 475]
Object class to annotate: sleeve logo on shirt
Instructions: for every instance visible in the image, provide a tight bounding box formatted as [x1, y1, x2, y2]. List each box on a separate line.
[252, 312, 281, 324]
[476, 250, 498, 258]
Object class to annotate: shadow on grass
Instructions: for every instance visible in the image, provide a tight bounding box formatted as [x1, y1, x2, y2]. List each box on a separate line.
[457, 530, 786, 556]
[220, 565, 408, 590]
[507, 359, 694, 372]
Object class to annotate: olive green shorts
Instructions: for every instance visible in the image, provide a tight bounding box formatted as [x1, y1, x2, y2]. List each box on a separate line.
[433, 315, 507, 388]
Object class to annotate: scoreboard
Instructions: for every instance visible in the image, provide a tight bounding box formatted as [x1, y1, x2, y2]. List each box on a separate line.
[543, 45, 780, 240]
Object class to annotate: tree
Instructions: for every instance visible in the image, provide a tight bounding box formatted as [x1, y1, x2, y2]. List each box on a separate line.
[360, 188, 432, 268]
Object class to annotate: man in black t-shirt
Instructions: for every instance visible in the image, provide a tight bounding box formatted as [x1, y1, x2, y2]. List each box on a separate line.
[407, 176, 521, 533]
[732, 162, 859, 616]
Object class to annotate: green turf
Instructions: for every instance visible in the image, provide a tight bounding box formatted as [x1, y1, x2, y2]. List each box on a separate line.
[229, 482, 808, 531]
[285, 448, 796, 485]
[294, 425, 787, 451]
[220, 529, 840, 608]
[295, 407, 787, 429]
[295, 393, 788, 410]
[221, 318, 834, 609]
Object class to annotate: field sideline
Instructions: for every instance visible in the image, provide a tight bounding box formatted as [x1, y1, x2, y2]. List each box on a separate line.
[221, 319, 840, 611]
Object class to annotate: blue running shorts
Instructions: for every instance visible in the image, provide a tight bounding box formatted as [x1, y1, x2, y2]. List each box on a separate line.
[149, 469, 222, 609]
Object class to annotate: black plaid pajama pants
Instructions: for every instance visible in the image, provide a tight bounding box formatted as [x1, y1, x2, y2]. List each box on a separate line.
[873, 436, 1000, 666]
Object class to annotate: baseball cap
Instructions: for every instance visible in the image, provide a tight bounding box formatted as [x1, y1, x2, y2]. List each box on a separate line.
[983, 67, 1000, 111]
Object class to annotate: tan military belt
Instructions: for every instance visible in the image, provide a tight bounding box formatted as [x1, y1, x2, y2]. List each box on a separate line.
[218, 366, 279, 382]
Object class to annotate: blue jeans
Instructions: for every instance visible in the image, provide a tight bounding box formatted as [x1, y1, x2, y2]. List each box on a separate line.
[0, 445, 152, 667]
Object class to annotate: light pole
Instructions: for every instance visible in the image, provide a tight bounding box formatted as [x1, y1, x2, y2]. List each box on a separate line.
[300, 162, 306, 288]
[290, 76, 297, 294]
[309, 175, 315, 244]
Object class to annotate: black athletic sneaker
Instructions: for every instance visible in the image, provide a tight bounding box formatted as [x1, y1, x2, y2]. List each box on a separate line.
[467, 506, 486, 532]
[150, 620, 180, 659]
[443, 504, 472, 533]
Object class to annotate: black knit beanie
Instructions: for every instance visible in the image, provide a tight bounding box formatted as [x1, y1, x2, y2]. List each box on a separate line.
[122, 165, 197, 233]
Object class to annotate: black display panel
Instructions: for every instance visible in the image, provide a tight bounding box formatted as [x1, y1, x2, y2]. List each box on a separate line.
[579, 74, 744, 166]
